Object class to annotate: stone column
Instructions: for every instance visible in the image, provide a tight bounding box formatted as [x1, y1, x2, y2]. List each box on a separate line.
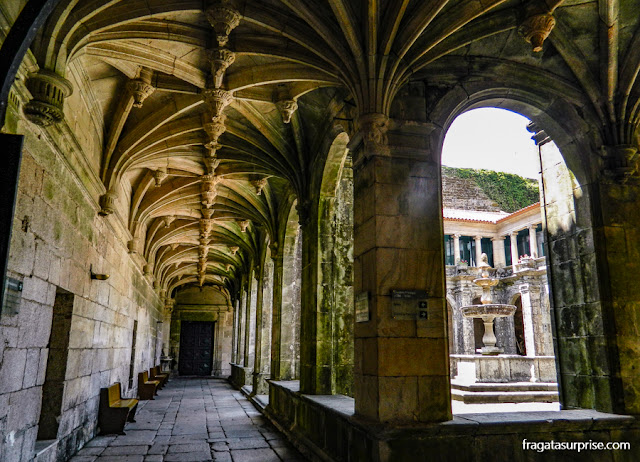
[492, 236, 506, 268]
[474, 235, 482, 266]
[231, 298, 238, 364]
[252, 264, 266, 396]
[519, 284, 537, 358]
[529, 225, 538, 258]
[510, 231, 519, 267]
[236, 287, 246, 364]
[353, 113, 450, 423]
[243, 275, 253, 372]
[269, 248, 284, 380]
[453, 234, 461, 264]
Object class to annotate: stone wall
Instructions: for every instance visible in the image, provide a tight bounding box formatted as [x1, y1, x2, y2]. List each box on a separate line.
[0, 122, 163, 461]
[442, 173, 503, 211]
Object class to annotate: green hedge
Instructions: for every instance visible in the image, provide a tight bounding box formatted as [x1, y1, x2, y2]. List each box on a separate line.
[442, 166, 539, 212]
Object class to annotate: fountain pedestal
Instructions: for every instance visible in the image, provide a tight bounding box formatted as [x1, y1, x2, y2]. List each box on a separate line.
[462, 304, 516, 355]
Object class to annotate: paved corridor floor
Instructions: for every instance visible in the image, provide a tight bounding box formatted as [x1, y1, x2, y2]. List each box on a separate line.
[70, 378, 307, 462]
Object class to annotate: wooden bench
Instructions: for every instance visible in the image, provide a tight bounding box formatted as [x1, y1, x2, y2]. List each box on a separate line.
[98, 382, 138, 435]
[149, 366, 169, 388]
[137, 370, 160, 400]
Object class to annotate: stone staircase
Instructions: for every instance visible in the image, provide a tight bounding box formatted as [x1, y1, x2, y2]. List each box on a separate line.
[450, 381, 559, 404]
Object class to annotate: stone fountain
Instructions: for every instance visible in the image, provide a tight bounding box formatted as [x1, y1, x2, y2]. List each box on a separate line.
[461, 253, 516, 355]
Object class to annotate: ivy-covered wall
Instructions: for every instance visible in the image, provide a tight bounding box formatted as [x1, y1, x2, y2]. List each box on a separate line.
[442, 166, 540, 213]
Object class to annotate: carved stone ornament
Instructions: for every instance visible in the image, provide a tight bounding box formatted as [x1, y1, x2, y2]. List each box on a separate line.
[23, 70, 73, 126]
[269, 242, 279, 259]
[205, 3, 242, 47]
[126, 78, 155, 108]
[229, 245, 239, 255]
[98, 189, 118, 216]
[143, 264, 153, 276]
[200, 218, 215, 237]
[199, 245, 209, 258]
[162, 215, 175, 228]
[238, 219, 250, 232]
[153, 167, 168, 187]
[205, 155, 221, 175]
[519, 13, 556, 52]
[358, 113, 390, 155]
[601, 144, 639, 182]
[201, 174, 220, 206]
[210, 48, 236, 88]
[296, 199, 310, 227]
[276, 99, 298, 123]
[201, 207, 215, 219]
[170, 243, 180, 251]
[225, 263, 233, 272]
[250, 177, 267, 195]
[203, 88, 233, 117]
[199, 236, 210, 246]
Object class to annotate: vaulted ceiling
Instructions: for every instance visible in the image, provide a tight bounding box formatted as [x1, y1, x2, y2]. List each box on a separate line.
[22, 0, 640, 299]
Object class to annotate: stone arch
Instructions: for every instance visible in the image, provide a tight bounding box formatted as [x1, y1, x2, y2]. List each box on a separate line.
[279, 201, 302, 380]
[429, 85, 613, 412]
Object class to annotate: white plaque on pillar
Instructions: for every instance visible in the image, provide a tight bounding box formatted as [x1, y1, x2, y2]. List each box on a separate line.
[355, 291, 370, 322]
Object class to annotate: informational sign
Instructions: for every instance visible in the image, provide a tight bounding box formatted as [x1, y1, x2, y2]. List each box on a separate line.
[355, 291, 370, 322]
[2, 277, 23, 316]
[391, 289, 428, 320]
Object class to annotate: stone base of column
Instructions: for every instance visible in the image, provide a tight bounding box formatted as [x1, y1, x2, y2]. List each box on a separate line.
[251, 372, 270, 396]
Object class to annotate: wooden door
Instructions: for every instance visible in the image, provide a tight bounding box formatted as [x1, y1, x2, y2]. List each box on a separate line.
[178, 321, 214, 376]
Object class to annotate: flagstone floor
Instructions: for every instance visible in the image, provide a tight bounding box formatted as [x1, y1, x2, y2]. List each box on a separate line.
[69, 378, 307, 462]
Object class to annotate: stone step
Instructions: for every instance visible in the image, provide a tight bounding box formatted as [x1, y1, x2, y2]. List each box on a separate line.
[451, 381, 558, 393]
[451, 387, 559, 404]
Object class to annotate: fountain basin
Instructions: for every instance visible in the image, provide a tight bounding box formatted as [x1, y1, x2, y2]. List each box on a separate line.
[462, 304, 516, 318]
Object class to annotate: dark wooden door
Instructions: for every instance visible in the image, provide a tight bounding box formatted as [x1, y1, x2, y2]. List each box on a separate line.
[178, 321, 214, 376]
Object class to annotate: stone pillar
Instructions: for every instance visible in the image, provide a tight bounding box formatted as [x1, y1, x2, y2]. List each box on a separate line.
[352, 113, 450, 423]
[236, 287, 246, 364]
[269, 249, 284, 380]
[252, 264, 266, 396]
[243, 277, 253, 369]
[510, 231, 519, 267]
[492, 236, 506, 268]
[529, 225, 538, 258]
[519, 284, 537, 358]
[453, 234, 461, 264]
[231, 298, 238, 364]
[474, 235, 482, 266]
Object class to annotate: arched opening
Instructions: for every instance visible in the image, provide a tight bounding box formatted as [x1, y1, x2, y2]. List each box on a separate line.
[513, 295, 526, 356]
[442, 107, 572, 412]
[280, 202, 302, 380]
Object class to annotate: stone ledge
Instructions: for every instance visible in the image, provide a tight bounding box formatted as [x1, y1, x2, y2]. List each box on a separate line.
[254, 380, 640, 462]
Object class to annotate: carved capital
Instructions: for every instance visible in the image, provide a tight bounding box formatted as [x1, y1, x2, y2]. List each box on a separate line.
[209, 48, 236, 88]
[357, 113, 390, 156]
[99, 189, 118, 216]
[276, 99, 298, 123]
[205, 3, 242, 47]
[126, 78, 155, 108]
[24, 70, 73, 126]
[519, 14, 556, 52]
[600, 144, 639, 182]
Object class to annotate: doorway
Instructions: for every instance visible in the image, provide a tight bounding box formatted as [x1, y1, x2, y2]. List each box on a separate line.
[178, 321, 214, 376]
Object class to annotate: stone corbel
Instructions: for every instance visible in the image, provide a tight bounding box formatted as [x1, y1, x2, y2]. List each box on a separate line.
[600, 144, 639, 182]
[519, 13, 556, 52]
[200, 218, 215, 237]
[205, 2, 242, 47]
[153, 167, 168, 187]
[229, 245, 239, 255]
[126, 78, 155, 108]
[296, 199, 311, 227]
[98, 189, 118, 216]
[143, 264, 153, 277]
[128, 238, 139, 254]
[269, 242, 279, 259]
[201, 207, 215, 219]
[24, 69, 73, 126]
[225, 263, 233, 272]
[203, 88, 234, 117]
